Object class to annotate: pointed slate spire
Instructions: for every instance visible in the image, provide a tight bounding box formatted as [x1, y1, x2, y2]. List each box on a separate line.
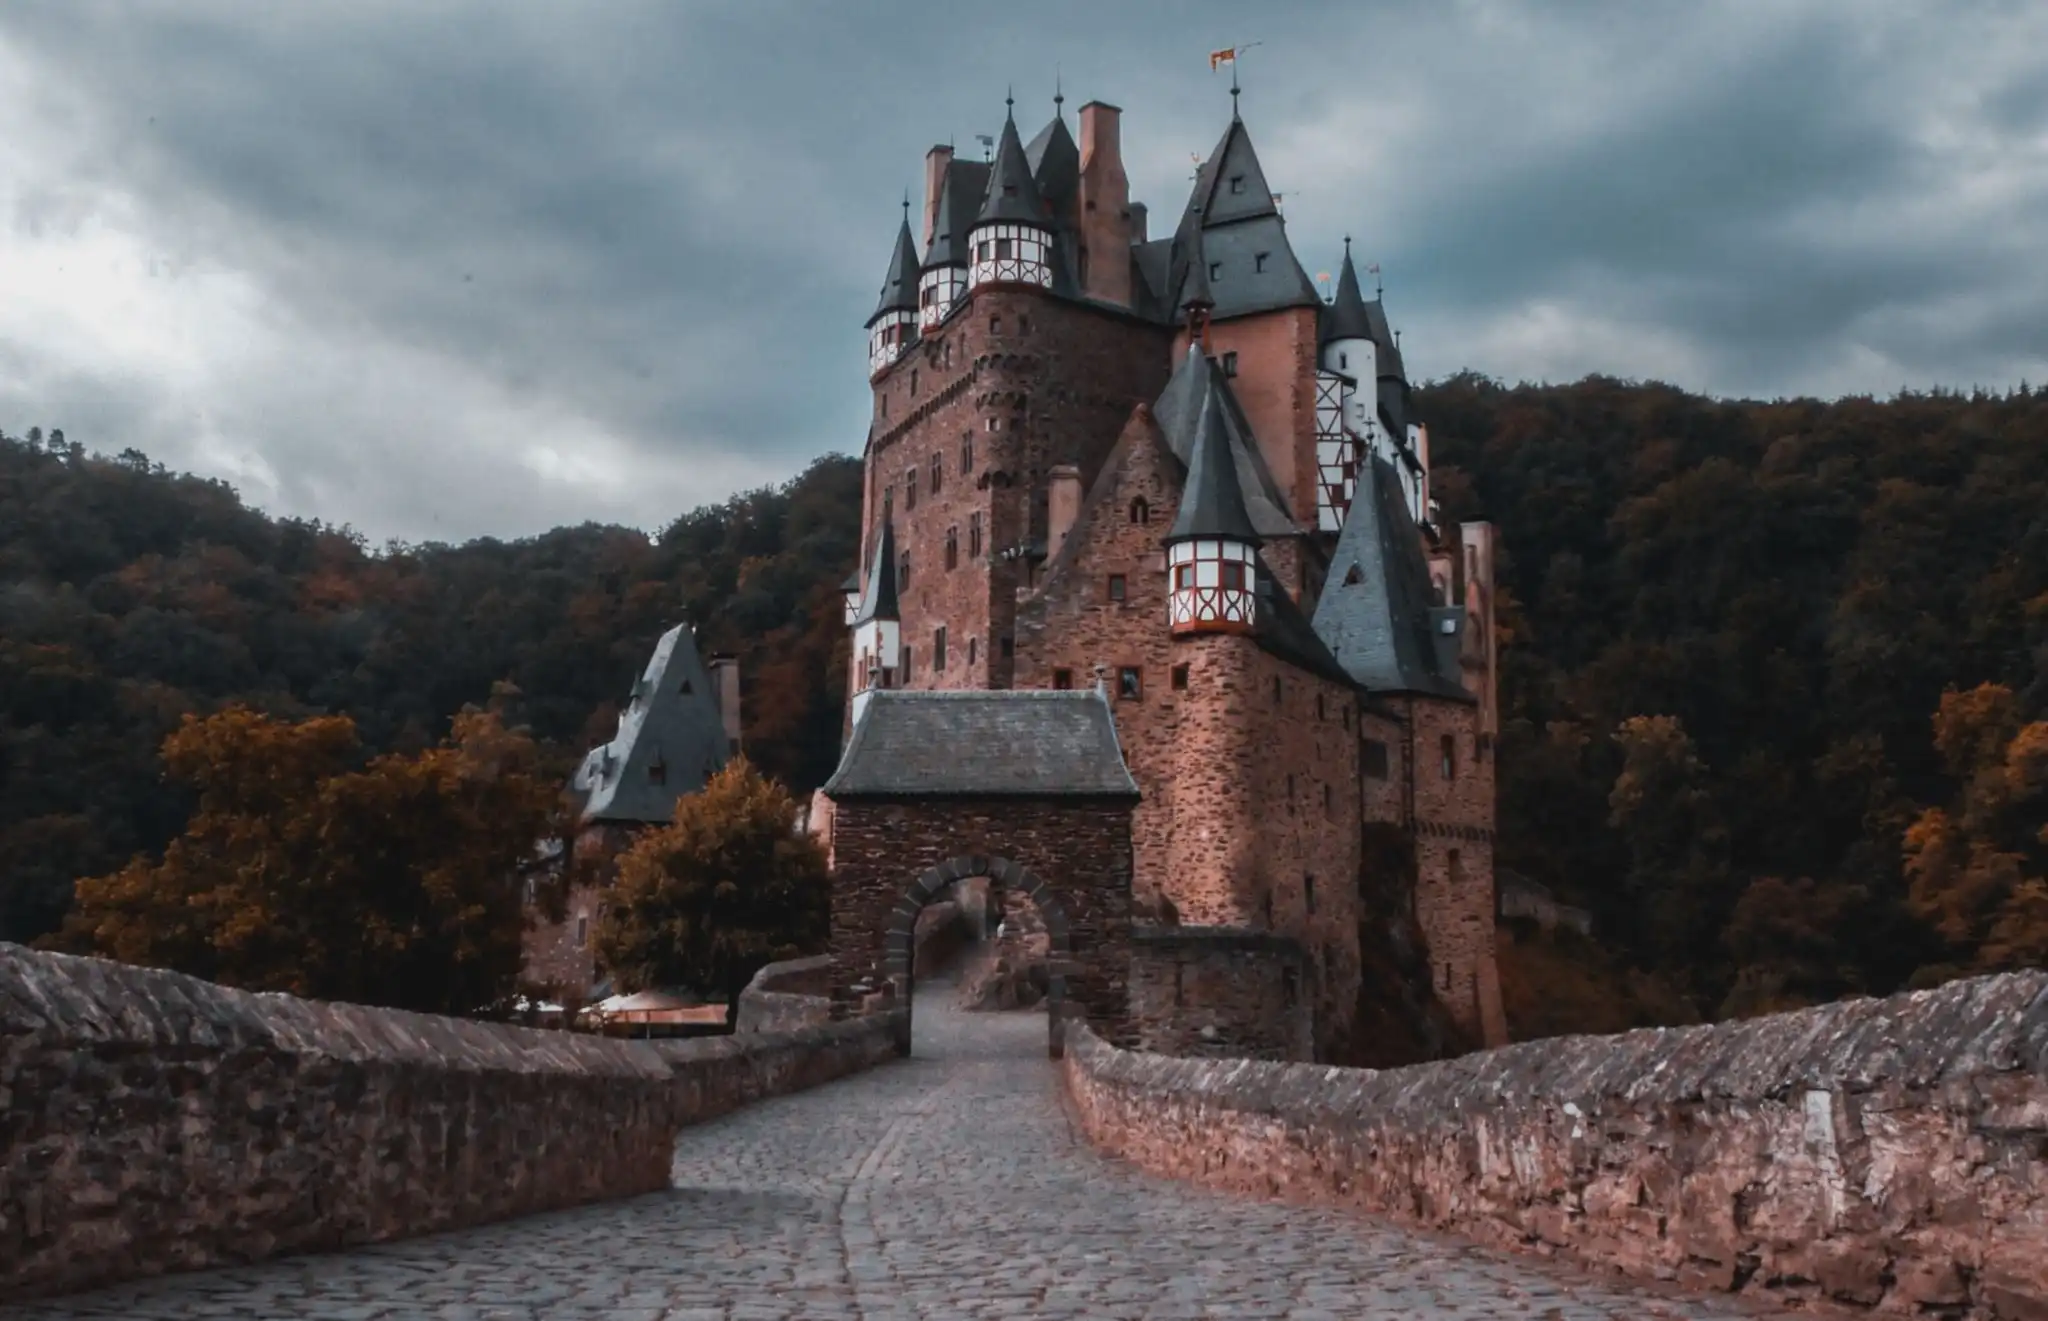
[867, 202, 922, 327]
[576, 622, 732, 823]
[852, 518, 900, 625]
[1320, 239, 1376, 347]
[923, 167, 974, 270]
[1310, 457, 1468, 700]
[1175, 226, 1214, 313]
[1165, 359, 1261, 547]
[976, 101, 1051, 227]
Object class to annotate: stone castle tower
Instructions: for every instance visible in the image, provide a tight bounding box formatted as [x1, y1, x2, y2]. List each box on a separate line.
[828, 88, 1508, 1058]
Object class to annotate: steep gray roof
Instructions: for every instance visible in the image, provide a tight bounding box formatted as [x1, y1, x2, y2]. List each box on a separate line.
[573, 623, 732, 823]
[1166, 116, 1320, 321]
[867, 213, 922, 328]
[1152, 347, 1301, 538]
[1250, 558, 1353, 688]
[1025, 113, 1079, 224]
[823, 689, 1140, 798]
[1165, 370, 1260, 545]
[976, 112, 1051, 228]
[923, 159, 990, 270]
[851, 519, 900, 625]
[1310, 457, 1471, 701]
[1321, 247, 1374, 346]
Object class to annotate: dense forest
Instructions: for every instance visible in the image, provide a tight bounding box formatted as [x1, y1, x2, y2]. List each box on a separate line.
[4, 375, 2044, 1032]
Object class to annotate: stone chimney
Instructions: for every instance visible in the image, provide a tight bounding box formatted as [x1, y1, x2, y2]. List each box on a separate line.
[923, 145, 954, 248]
[1077, 102, 1131, 307]
[708, 655, 742, 756]
[1047, 465, 1084, 561]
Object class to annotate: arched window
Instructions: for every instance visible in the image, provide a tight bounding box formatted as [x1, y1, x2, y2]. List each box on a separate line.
[1129, 497, 1150, 525]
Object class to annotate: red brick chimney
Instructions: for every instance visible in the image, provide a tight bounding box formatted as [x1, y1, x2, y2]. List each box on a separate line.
[1077, 102, 1131, 307]
[1047, 465, 1084, 560]
[922, 145, 954, 249]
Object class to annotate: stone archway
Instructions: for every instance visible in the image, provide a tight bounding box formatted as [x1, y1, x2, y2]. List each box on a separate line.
[884, 855, 1073, 1058]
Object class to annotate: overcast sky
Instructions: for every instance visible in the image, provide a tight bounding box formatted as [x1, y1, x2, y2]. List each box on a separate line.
[3, 2, 2045, 545]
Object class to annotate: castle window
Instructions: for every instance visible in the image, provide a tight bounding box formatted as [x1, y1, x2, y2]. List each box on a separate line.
[961, 433, 974, 473]
[933, 626, 948, 671]
[967, 637, 978, 666]
[996, 237, 1013, 258]
[910, 369, 919, 397]
[1001, 635, 1013, 658]
[945, 526, 959, 571]
[880, 395, 888, 419]
[1052, 668, 1074, 690]
[1442, 961, 1452, 992]
[1322, 783, 1332, 816]
[1118, 667, 1142, 700]
[1221, 351, 1238, 377]
[1441, 734, 1457, 780]
[1229, 174, 1246, 195]
[1171, 664, 1189, 691]
[1262, 891, 1274, 926]
[1130, 497, 1150, 524]
[576, 915, 588, 948]
[1208, 261, 1223, 283]
[1316, 693, 1325, 721]
[1282, 967, 1299, 1007]
[648, 758, 667, 786]
[969, 513, 983, 557]
[986, 416, 999, 432]
[1364, 739, 1390, 778]
[898, 551, 910, 590]
[1255, 252, 1269, 273]
[1272, 675, 1283, 707]
[1339, 352, 1348, 370]
[930, 453, 942, 493]
[904, 469, 917, 511]
[901, 645, 912, 682]
[1020, 314, 1030, 334]
[1220, 561, 1247, 592]
[1449, 849, 1463, 891]
[990, 316, 1002, 335]
[1107, 575, 1126, 602]
[1304, 874, 1316, 914]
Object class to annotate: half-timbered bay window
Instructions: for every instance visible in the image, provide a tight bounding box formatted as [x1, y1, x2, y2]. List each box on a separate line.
[1167, 537, 1257, 632]
[867, 312, 914, 375]
[968, 223, 1051, 289]
[918, 266, 967, 331]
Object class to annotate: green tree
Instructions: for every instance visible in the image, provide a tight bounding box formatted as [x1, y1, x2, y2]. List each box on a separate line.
[593, 758, 829, 1014]
[1608, 713, 1732, 1001]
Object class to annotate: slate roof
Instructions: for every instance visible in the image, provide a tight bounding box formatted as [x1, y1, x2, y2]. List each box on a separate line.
[867, 213, 922, 328]
[823, 689, 1140, 798]
[1320, 247, 1375, 346]
[572, 623, 732, 823]
[1169, 116, 1321, 321]
[851, 519, 900, 625]
[976, 112, 1051, 228]
[1251, 558, 1354, 687]
[1310, 456, 1472, 701]
[923, 159, 990, 271]
[1165, 369, 1260, 545]
[1152, 347, 1301, 538]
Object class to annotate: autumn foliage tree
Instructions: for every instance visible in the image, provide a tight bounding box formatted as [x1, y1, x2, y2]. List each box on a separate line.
[593, 757, 829, 1009]
[48, 703, 562, 1014]
[1903, 683, 2048, 980]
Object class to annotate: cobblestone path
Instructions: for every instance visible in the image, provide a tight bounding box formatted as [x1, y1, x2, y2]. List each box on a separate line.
[7, 990, 1795, 1320]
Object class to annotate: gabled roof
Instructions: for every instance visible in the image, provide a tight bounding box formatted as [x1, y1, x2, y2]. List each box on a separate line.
[976, 111, 1050, 228]
[1173, 225, 1214, 311]
[823, 689, 1139, 798]
[1310, 456, 1471, 701]
[851, 519, 900, 625]
[1165, 368, 1260, 545]
[867, 213, 922, 328]
[1152, 347, 1301, 538]
[573, 623, 732, 823]
[1192, 116, 1279, 226]
[923, 159, 990, 270]
[1165, 115, 1320, 321]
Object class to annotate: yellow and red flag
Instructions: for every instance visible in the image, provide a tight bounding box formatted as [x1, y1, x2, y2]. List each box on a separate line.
[1209, 47, 1236, 70]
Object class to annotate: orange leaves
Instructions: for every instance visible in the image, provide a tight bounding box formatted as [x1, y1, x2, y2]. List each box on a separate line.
[51, 704, 559, 1013]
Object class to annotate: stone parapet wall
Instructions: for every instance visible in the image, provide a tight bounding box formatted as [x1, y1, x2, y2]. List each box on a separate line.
[734, 953, 835, 1034]
[1, 945, 903, 1302]
[1127, 927, 1311, 1061]
[1063, 972, 2048, 1319]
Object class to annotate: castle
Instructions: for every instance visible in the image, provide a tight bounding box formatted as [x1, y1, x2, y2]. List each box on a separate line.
[816, 88, 1508, 1059]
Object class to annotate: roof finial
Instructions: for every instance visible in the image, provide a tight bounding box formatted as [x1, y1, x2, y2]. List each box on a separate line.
[1230, 59, 1241, 119]
[1376, 265, 1384, 299]
[1006, 85, 1015, 119]
[902, 190, 911, 223]
[1054, 67, 1064, 116]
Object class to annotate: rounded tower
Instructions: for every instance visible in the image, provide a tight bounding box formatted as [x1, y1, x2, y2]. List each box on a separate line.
[1318, 239, 1380, 441]
[1164, 357, 1262, 635]
[866, 201, 921, 376]
[919, 169, 971, 331]
[968, 96, 1054, 291]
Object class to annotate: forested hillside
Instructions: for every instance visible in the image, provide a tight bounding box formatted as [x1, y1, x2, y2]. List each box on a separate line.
[5, 375, 2044, 1028]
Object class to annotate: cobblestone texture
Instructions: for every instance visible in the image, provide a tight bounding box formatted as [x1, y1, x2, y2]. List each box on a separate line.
[3, 989, 1796, 1321]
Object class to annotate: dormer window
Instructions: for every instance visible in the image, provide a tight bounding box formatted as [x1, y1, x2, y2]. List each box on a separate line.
[1255, 252, 1269, 273]
[1208, 261, 1222, 282]
[647, 758, 667, 786]
[1229, 175, 1245, 194]
[1221, 351, 1239, 377]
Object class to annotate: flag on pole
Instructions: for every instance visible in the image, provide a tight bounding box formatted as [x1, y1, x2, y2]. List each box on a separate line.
[1366, 263, 1381, 275]
[1210, 46, 1236, 70]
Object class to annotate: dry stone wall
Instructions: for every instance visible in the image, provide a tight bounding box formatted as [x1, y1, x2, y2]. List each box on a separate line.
[1, 944, 904, 1303]
[733, 954, 835, 1034]
[1063, 971, 2048, 1319]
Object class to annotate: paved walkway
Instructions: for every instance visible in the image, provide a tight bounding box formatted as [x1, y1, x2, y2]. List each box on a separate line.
[7, 990, 1793, 1320]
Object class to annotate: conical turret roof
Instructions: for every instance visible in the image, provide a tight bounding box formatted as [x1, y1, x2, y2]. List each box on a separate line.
[1320, 245, 1375, 347]
[572, 621, 732, 823]
[1165, 362, 1261, 547]
[976, 107, 1051, 228]
[851, 518, 900, 625]
[867, 212, 922, 328]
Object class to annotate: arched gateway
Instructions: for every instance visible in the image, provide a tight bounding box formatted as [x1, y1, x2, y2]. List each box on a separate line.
[819, 688, 1141, 1058]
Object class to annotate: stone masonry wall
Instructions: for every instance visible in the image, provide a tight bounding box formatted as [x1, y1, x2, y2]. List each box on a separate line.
[734, 953, 835, 1034]
[1063, 971, 2048, 1319]
[826, 796, 1136, 1046]
[1176, 307, 1322, 538]
[1, 944, 904, 1302]
[1128, 927, 1311, 1061]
